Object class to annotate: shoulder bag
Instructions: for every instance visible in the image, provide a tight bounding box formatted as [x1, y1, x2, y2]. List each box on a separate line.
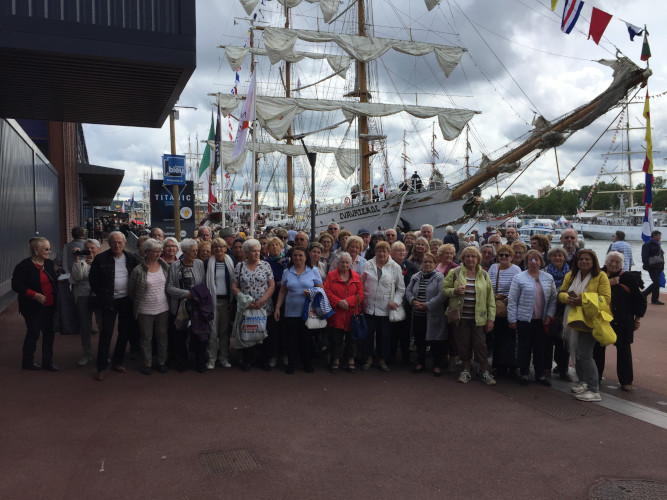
[494, 267, 508, 318]
[350, 293, 368, 340]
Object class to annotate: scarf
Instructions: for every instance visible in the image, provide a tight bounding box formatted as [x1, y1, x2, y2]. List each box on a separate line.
[563, 271, 592, 361]
[545, 262, 569, 289]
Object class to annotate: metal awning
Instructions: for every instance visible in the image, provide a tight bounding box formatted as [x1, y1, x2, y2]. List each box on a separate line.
[77, 162, 124, 207]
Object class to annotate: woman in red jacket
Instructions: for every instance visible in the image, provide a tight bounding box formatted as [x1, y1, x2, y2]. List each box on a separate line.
[324, 252, 363, 373]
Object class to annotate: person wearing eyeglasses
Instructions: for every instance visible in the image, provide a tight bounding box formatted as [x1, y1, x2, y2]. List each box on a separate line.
[510, 241, 527, 271]
[12, 237, 59, 371]
[560, 228, 579, 267]
[488, 244, 521, 376]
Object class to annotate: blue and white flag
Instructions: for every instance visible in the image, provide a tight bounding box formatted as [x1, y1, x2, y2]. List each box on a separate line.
[561, 0, 584, 34]
[625, 22, 644, 41]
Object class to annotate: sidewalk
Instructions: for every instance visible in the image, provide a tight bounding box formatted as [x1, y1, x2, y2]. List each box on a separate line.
[1, 293, 666, 499]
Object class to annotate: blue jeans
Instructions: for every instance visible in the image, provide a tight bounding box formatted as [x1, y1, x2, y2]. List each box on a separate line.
[575, 330, 599, 393]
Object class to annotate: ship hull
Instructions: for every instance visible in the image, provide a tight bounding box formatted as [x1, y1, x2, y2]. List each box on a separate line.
[572, 223, 644, 242]
[314, 189, 468, 236]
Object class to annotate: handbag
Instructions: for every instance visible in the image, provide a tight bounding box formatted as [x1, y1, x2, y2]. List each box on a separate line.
[389, 305, 406, 322]
[174, 298, 189, 330]
[350, 293, 368, 340]
[240, 307, 268, 342]
[494, 267, 508, 318]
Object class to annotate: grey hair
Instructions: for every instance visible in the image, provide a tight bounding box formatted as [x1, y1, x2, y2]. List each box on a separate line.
[143, 238, 163, 253]
[480, 243, 495, 256]
[164, 236, 180, 249]
[337, 251, 352, 263]
[420, 224, 434, 232]
[85, 238, 101, 248]
[242, 238, 261, 254]
[180, 238, 198, 253]
[546, 246, 567, 260]
[605, 250, 625, 264]
[108, 230, 125, 241]
[445, 225, 454, 233]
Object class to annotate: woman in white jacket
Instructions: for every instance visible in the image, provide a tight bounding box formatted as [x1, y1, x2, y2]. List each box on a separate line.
[361, 241, 405, 372]
[508, 249, 557, 387]
[205, 238, 236, 370]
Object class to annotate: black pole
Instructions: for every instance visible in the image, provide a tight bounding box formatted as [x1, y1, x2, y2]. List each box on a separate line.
[300, 139, 317, 239]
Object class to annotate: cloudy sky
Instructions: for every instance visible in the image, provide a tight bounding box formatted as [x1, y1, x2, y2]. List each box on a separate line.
[83, 0, 666, 210]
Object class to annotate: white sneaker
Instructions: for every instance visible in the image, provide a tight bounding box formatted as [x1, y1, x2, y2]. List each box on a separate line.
[481, 371, 496, 386]
[205, 361, 215, 370]
[458, 369, 472, 383]
[77, 355, 90, 366]
[575, 390, 601, 402]
[221, 360, 232, 368]
[571, 382, 588, 394]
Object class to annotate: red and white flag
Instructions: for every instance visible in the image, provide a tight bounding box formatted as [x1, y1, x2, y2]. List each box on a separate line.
[232, 71, 256, 160]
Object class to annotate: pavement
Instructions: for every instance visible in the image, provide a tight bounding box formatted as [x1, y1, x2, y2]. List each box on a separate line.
[1, 293, 666, 500]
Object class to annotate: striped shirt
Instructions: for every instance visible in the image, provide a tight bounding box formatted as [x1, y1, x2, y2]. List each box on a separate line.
[462, 276, 477, 320]
[138, 269, 169, 315]
[214, 261, 228, 296]
[414, 274, 430, 317]
[488, 263, 521, 295]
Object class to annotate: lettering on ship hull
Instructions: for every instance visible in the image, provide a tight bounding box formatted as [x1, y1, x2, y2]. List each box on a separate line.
[339, 204, 380, 220]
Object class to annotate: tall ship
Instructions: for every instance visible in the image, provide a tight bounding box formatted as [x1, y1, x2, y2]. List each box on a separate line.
[209, 0, 652, 236]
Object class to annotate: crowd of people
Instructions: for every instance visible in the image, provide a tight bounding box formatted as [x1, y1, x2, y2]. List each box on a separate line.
[11, 220, 663, 403]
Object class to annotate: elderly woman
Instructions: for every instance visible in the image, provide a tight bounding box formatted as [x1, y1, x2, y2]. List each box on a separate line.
[429, 238, 443, 256]
[361, 241, 405, 372]
[408, 236, 429, 267]
[543, 246, 571, 381]
[406, 253, 446, 375]
[594, 251, 647, 391]
[442, 246, 496, 386]
[308, 242, 328, 281]
[488, 244, 521, 375]
[161, 237, 180, 265]
[167, 238, 207, 372]
[70, 238, 102, 366]
[480, 244, 496, 271]
[264, 236, 289, 368]
[205, 238, 235, 370]
[11, 237, 59, 371]
[558, 249, 611, 402]
[336, 229, 351, 253]
[274, 246, 321, 373]
[331, 235, 366, 274]
[232, 239, 275, 371]
[129, 239, 170, 375]
[508, 249, 557, 386]
[403, 232, 417, 258]
[510, 240, 527, 271]
[135, 235, 150, 260]
[317, 232, 335, 269]
[436, 243, 458, 277]
[323, 252, 364, 373]
[198, 240, 212, 264]
[530, 234, 550, 265]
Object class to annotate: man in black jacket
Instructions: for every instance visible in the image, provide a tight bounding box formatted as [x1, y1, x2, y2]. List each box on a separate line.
[89, 231, 140, 380]
[642, 230, 665, 305]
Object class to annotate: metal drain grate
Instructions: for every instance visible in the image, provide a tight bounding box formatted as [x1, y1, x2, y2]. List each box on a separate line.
[199, 449, 260, 474]
[590, 479, 667, 499]
[519, 396, 604, 420]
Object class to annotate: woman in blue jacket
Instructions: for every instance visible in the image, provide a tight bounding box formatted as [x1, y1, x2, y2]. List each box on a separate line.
[508, 249, 557, 386]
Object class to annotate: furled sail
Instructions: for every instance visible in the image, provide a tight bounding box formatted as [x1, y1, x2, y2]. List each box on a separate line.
[425, 0, 442, 11]
[224, 46, 350, 78]
[263, 27, 465, 77]
[216, 94, 478, 142]
[213, 141, 358, 178]
[275, 0, 342, 23]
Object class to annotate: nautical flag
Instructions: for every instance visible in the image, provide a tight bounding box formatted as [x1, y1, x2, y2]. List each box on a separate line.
[641, 31, 651, 61]
[130, 191, 134, 207]
[642, 90, 654, 242]
[625, 22, 644, 41]
[551, 0, 558, 11]
[121, 202, 125, 214]
[232, 71, 256, 160]
[208, 173, 218, 213]
[214, 105, 221, 173]
[561, 0, 584, 34]
[588, 8, 612, 45]
[198, 112, 215, 178]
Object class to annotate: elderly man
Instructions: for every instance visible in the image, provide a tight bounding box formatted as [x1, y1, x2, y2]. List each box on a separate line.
[610, 230, 634, 271]
[420, 224, 434, 242]
[358, 228, 371, 253]
[198, 226, 212, 242]
[504, 226, 519, 244]
[89, 231, 140, 381]
[385, 228, 398, 245]
[294, 231, 309, 247]
[442, 225, 459, 253]
[560, 228, 579, 266]
[327, 223, 340, 249]
[150, 227, 165, 241]
[487, 233, 502, 247]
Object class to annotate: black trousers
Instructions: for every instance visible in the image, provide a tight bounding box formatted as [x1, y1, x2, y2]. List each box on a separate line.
[593, 342, 633, 386]
[22, 305, 55, 366]
[283, 317, 312, 370]
[644, 269, 663, 303]
[96, 296, 135, 371]
[390, 312, 411, 363]
[517, 319, 546, 379]
[412, 314, 427, 366]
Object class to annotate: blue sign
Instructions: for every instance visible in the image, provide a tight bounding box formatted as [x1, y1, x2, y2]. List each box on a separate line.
[162, 154, 186, 185]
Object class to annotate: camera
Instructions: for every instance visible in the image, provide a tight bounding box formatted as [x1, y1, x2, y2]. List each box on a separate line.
[73, 248, 92, 256]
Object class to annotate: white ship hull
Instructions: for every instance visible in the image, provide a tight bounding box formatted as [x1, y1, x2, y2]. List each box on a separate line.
[572, 223, 644, 241]
[314, 189, 468, 236]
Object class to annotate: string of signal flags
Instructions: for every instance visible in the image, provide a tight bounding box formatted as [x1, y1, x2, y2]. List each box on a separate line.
[554, 0, 651, 61]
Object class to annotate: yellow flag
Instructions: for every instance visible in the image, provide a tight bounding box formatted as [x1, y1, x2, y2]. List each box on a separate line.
[551, 0, 558, 11]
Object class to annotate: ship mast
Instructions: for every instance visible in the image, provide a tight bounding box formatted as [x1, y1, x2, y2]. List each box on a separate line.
[284, 6, 294, 217]
[625, 109, 634, 208]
